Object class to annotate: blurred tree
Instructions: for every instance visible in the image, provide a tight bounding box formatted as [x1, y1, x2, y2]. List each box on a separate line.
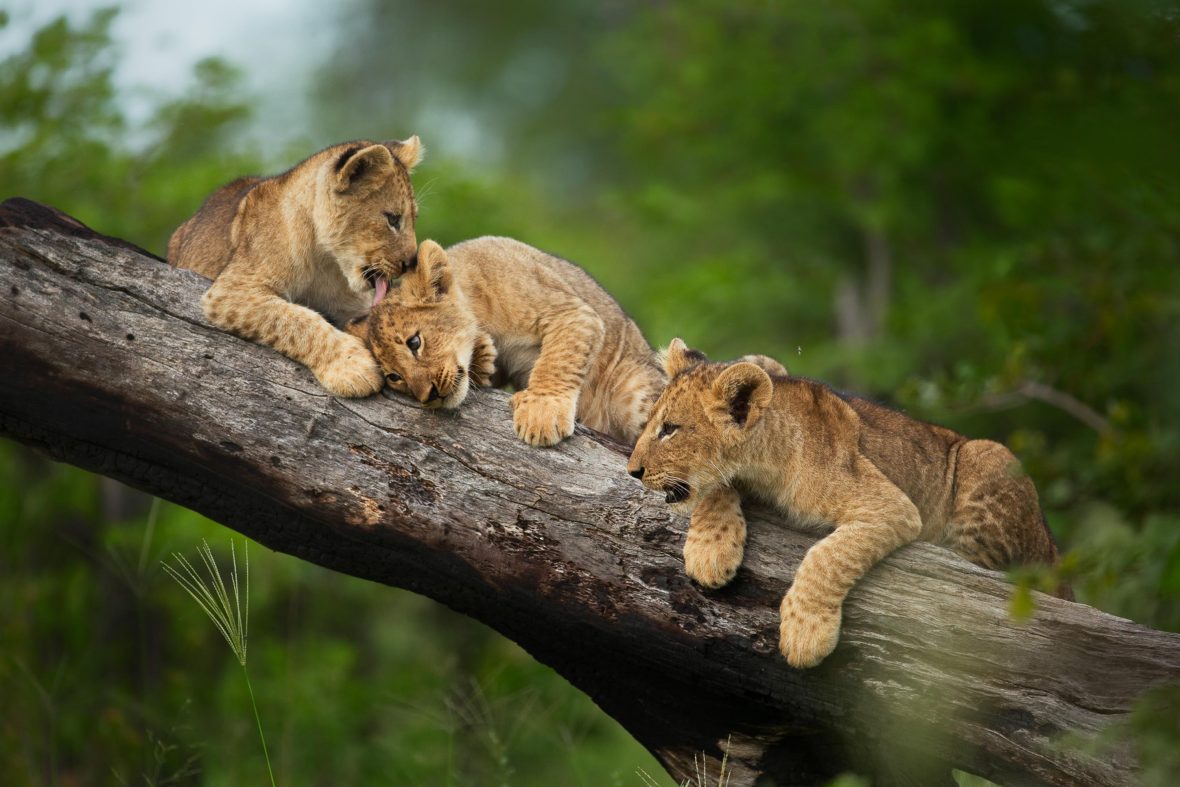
[309, 0, 626, 181]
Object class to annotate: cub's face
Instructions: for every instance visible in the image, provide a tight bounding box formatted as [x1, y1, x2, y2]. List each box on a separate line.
[366, 240, 493, 409]
[627, 340, 774, 511]
[320, 137, 424, 299]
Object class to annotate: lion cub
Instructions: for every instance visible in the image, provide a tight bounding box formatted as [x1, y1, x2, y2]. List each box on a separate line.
[168, 137, 424, 397]
[627, 340, 1062, 668]
[357, 236, 669, 446]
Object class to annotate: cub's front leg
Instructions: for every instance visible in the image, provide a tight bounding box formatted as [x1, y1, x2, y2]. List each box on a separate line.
[511, 304, 605, 447]
[683, 487, 748, 589]
[779, 477, 921, 668]
[203, 273, 381, 397]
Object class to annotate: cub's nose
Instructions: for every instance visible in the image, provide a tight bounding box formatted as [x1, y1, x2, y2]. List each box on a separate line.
[425, 384, 440, 403]
[628, 467, 645, 480]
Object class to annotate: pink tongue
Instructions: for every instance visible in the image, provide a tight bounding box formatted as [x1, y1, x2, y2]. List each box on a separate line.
[372, 277, 389, 307]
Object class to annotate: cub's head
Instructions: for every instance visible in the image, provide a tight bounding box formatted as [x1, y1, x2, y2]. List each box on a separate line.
[317, 137, 425, 300]
[361, 240, 496, 408]
[627, 339, 777, 511]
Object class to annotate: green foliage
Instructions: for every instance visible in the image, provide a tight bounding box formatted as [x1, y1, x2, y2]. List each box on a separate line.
[0, 443, 665, 786]
[0, 9, 257, 255]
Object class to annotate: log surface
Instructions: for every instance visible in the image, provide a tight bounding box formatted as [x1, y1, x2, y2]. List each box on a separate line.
[1, 198, 1176, 786]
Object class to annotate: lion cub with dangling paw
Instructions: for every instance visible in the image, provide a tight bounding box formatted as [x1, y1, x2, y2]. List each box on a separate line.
[627, 340, 1064, 668]
[168, 137, 424, 397]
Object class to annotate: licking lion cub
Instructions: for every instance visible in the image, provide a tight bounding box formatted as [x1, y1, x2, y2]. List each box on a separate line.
[168, 137, 424, 397]
[627, 340, 1063, 668]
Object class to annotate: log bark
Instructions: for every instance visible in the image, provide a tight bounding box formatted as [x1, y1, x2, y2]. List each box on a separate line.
[1, 197, 1176, 786]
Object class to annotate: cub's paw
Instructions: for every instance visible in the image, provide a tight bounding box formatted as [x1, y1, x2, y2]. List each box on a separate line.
[468, 333, 498, 387]
[510, 390, 576, 447]
[778, 591, 842, 668]
[315, 335, 383, 397]
[683, 529, 744, 589]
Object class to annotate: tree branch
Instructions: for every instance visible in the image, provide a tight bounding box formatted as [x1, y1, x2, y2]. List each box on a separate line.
[1, 198, 1175, 786]
[976, 381, 1114, 436]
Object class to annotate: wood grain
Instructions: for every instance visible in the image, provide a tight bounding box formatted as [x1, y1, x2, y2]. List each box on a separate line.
[1, 198, 1175, 786]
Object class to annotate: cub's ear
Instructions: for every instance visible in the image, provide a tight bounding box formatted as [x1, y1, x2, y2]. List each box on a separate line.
[334, 144, 396, 193]
[662, 338, 708, 378]
[738, 353, 788, 377]
[406, 239, 453, 302]
[710, 362, 773, 430]
[385, 135, 424, 172]
[344, 315, 371, 346]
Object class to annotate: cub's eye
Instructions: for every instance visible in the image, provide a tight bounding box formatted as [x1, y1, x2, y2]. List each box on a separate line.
[658, 422, 679, 439]
[406, 332, 421, 353]
[385, 371, 403, 383]
[385, 212, 402, 231]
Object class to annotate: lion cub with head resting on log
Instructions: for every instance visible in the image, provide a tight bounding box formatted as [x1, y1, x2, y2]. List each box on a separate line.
[627, 340, 1063, 668]
[353, 236, 669, 444]
[168, 137, 424, 397]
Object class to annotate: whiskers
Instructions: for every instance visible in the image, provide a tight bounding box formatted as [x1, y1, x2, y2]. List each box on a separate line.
[414, 177, 439, 206]
[437, 362, 466, 395]
[698, 456, 735, 488]
[660, 473, 692, 490]
[435, 361, 471, 408]
[648, 458, 733, 508]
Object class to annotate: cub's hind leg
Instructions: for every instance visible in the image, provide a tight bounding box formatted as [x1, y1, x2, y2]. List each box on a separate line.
[683, 487, 748, 589]
[946, 439, 1069, 599]
[945, 440, 1059, 570]
[599, 358, 666, 445]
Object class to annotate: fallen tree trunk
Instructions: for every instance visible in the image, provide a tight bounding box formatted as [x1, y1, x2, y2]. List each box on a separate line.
[1, 198, 1176, 786]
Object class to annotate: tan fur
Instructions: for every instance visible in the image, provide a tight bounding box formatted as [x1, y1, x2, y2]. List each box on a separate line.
[168, 137, 424, 397]
[359, 236, 668, 445]
[627, 341, 1064, 668]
